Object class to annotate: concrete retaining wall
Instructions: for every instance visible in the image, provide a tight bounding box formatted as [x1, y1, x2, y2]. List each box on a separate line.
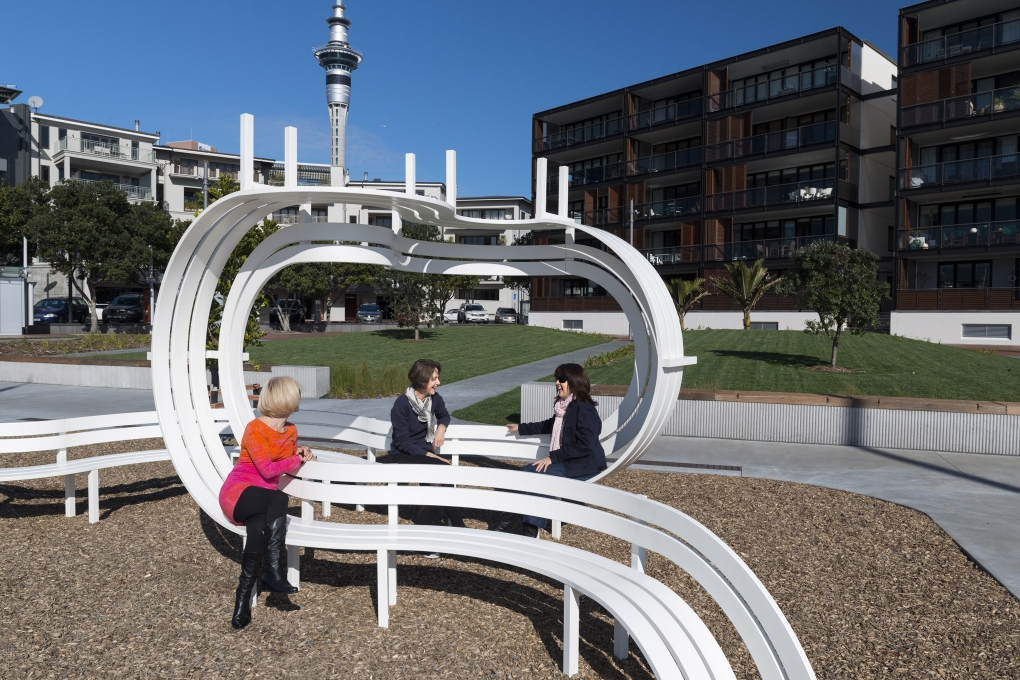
[521, 382, 1020, 456]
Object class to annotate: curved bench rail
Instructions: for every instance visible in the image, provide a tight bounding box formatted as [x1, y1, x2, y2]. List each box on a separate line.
[282, 460, 814, 680]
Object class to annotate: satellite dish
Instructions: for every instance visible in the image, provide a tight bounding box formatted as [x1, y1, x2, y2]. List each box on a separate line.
[27, 96, 43, 110]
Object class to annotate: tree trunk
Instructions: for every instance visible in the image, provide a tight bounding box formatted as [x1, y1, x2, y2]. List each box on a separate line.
[679, 315, 686, 332]
[743, 309, 751, 329]
[72, 274, 99, 333]
[272, 298, 291, 332]
[830, 331, 840, 368]
[414, 326, 419, 342]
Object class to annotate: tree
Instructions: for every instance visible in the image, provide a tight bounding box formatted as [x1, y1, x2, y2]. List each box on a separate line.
[709, 259, 782, 330]
[0, 177, 48, 265]
[504, 231, 533, 311]
[207, 173, 239, 203]
[786, 240, 890, 368]
[668, 277, 708, 331]
[266, 262, 380, 331]
[209, 219, 278, 351]
[29, 181, 145, 332]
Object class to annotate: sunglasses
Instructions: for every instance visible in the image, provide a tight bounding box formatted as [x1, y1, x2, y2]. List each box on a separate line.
[555, 377, 567, 384]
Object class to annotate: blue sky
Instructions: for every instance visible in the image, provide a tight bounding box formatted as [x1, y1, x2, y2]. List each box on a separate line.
[3, 0, 899, 197]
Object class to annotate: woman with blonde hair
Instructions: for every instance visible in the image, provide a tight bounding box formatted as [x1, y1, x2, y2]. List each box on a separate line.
[218, 376, 316, 629]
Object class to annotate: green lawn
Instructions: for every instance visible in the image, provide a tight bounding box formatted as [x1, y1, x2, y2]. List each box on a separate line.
[452, 330, 1020, 425]
[244, 326, 610, 395]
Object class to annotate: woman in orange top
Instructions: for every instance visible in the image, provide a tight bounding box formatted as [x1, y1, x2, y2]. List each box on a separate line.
[218, 376, 316, 629]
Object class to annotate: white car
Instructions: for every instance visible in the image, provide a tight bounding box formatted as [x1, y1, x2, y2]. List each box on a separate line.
[444, 308, 460, 323]
[460, 303, 489, 324]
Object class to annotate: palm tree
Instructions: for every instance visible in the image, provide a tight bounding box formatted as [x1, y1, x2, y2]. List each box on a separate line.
[668, 277, 708, 331]
[709, 259, 781, 329]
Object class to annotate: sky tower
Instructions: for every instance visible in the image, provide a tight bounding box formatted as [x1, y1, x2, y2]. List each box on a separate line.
[314, 2, 362, 169]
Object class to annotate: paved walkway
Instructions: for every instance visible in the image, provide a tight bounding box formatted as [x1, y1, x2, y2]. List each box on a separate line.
[637, 436, 1020, 599]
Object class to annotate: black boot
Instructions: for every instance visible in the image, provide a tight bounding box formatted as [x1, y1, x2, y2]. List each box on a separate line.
[489, 511, 515, 533]
[231, 552, 261, 630]
[260, 517, 298, 594]
[521, 522, 540, 538]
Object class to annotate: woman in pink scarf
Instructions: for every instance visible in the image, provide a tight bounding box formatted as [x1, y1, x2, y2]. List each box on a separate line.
[492, 363, 606, 537]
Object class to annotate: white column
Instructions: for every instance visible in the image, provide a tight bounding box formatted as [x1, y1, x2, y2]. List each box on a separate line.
[87, 469, 99, 523]
[558, 165, 569, 218]
[284, 126, 297, 188]
[63, 156, 70, 182]
[287, 545, 301, 590]
[615, 513, 648, 660]
[535, 158, 547, 218]
[377, 549, 390, 627]
[446, 150, 457, 208]
[405, 153, 416, 195]
[150, 167, 157, 202]
[240, 114, 254, 190]
[563, 584, 579, 676]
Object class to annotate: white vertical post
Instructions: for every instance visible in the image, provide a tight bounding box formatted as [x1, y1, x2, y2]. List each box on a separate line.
[558, 165, 569, 218]
[563, 584, 579, 676]
[615, 512, 647, 660]
[322, 499, 332, 517]
[388, 550, 397, 606]
[388, 482, 398, 525]
[535, 158, 547, 218]
[614, 620, 629, 660]
[287, 545, 301, 591]
[629, 199, 634, 246]
[551, 519, 562, 540]
[301, 498, 313, 523]
[446, 150, 457, 208]
[405, 153, 416, 195]
[284, 126, 297, 188]
[58, 431, 74, 517]
[239, 114, 254, 191]
[376, 549, 389, 627]
[357, 446, 375, 512]
[87, 469, 99, 523]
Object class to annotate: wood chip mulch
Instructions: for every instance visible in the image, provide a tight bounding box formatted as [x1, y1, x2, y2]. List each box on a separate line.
[1, 442, 1018, 679]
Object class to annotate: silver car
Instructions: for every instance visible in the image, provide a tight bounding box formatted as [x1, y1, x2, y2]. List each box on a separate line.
[355, 303, 382, 323]
[495, 307, 518, 324]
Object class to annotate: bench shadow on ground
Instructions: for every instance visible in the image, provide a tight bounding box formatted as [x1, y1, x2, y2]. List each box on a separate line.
[0, 475, 186, 521]
[708, 349, 823, 368]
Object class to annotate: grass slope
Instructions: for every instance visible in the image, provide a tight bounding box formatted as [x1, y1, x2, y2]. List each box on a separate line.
[454, 330, 1020, 425]
[246, 326, 611, 386]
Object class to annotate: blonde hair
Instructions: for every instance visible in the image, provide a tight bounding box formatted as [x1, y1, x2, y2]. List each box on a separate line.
[257, 376, 302, 418]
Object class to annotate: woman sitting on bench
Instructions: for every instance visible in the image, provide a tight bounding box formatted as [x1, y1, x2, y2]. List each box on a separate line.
[492, 363, 607, 537]
[218, 376, 316, 629]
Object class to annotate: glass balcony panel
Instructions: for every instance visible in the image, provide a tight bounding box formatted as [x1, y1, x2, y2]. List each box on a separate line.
[709, 178, 836, 212]
[904, 19, 1019, 66]
[900, 221, 1020, 251]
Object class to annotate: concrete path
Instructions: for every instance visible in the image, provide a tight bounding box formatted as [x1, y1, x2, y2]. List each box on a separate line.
[296, 339, 628, 422]
[0, 381, 155, 419]
[638, 436, 1020, 599]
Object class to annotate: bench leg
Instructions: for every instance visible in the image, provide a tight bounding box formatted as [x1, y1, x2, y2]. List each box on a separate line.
[551, 519, 562, 540]
[322, 500, 332, 517]
[376, 549, 389, 628]
[387, 550, 397, 606]
[563, 584, 579, 677]
[64, 474, 76, 517]
[87, 469, 99, 523]
[614, 620, 629, 660]
[358, 448, 375, 512]
[287, 545, 301, 591]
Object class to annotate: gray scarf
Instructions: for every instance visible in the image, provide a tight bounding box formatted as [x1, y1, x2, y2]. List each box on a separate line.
[405, 386, 437, 443]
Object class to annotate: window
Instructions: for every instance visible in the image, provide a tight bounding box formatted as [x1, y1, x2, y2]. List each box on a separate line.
[561, 279, 606, 298]
[40, 166, 49, 183]
[963, 324, 1011, 339]
[458, 235, 498, 246]
[457, 289, 499, 301]
[40, 126, 49, 149]
[735, 216, 835, 242]
[563, 320, 583, 330]
[367, 214, 392, 228]
[80, 170, 119, 183]
[749, 322, 778, 330]
[938, 261, 992, 288]
[349, 216, 357, 223]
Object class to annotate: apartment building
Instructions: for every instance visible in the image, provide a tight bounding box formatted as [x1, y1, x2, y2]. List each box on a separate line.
[893, 0, 1020, 345]
[528, 28, 897, 335]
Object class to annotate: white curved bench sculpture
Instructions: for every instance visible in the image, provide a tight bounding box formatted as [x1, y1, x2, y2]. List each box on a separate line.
[149, 117, 815, 679]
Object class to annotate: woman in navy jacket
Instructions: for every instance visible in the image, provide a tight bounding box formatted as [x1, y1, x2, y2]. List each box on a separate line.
[493, 363, 606, 537]
[390, 358, 465, 530]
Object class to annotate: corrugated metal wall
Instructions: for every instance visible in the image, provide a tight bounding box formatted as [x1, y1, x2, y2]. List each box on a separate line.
[520, 382, 1020, 456]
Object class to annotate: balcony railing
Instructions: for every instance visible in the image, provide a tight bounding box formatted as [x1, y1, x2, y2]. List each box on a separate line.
[173, 165, 239, 180]
[533, 118, 624, 153]
[899, 221, 1020, 252]
[548, 162, 627, 192]
[580, 196, 702, 226]
[707, 235, 833, 262]
[629, 147, 701, 176]
[706, 178, 837, 212]
[628, 97, 704, 132]
[57, 137, 156, 163]
[901, 85, 1020, 128]
[896, 287, 1020, 311]
[68, 177, 152, 200]
[899, 154, 1020, 190]
[901, 19, 1020, 67]
[709, 65, 837, 111]
[641, 245, 702, 266]
[704, 121, 836, 163]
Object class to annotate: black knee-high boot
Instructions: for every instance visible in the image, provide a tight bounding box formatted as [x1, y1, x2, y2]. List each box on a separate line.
[260, 516, 298, 594]
[231, 552, 261, 629]
[489, 511, 515, 533]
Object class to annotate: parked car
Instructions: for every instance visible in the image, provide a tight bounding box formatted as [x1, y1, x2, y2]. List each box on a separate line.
[494, 307, 518, 324]
[33, 297, 89, 324]
[443, 308, 460, 324]
[356, 303, 382, 323]
[459, 303, 489, 324]
[103, 294, 145, 324]
[269, 300, 305, 326]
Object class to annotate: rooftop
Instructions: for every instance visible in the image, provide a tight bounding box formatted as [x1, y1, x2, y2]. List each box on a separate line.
[32, 112, 160, 139]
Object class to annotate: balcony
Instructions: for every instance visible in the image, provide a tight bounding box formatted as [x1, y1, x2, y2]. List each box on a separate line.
[639, 235, 834, 267]
[901, 19, 1020, 68]
[579, 196, 702, 226]
[533, 118, 624, 153]
[704, 121, 836, 163]
[899, 154, 1020, 190]
[708, 65, 837, 112]
[899, 221, 1020, 253]
[896, 287, 1020, 310]
[173, 164, 238, 181]
[68, 177, 152, 200]
[901, 86, 1020, 128]
[641, 245, 702, 266]
[56, 137, 156, 163]
[706, 178, 840, 212]
[547, 162, 627, 192]
[628, 97, 704, 132]
[628, 147, 701, 176]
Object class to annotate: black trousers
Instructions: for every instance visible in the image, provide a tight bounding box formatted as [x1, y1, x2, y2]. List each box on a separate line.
[391, 452, 466, 528]
[233, 486, 289, 555]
